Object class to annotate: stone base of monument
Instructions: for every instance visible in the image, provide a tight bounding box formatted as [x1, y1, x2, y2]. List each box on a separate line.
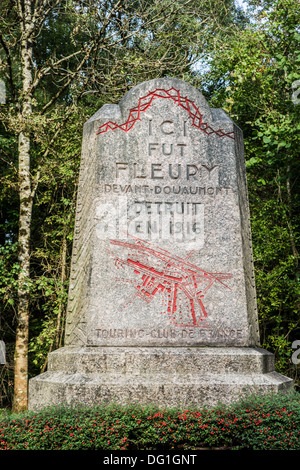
[28, 346, 293, 410]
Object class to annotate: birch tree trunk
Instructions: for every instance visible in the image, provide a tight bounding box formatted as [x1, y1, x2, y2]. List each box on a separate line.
[13, 0, 34, 412]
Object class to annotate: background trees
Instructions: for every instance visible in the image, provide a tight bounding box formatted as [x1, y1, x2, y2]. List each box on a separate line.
[201, 0, 300, 380]
[0, 0, 299, 410]
[0, 0, 241, 410]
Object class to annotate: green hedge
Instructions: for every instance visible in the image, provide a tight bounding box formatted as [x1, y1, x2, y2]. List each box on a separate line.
[0, 391, 299, 450]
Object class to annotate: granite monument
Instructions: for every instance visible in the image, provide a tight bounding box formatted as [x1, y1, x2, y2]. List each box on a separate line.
[28, 78, 293, 410]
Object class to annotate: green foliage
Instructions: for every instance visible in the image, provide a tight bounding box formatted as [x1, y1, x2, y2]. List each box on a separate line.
[229, 389, 300, 449]
[0, 242, 17, 408]
[0, 391, 299, 450]
[201, 0, 300, 382]
[0, 0, 298, 408]
[0, 242, 19, 310]
[0, 0, 245, 408]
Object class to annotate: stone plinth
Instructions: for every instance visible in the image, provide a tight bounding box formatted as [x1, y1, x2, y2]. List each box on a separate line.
[29, 346, 292, 410]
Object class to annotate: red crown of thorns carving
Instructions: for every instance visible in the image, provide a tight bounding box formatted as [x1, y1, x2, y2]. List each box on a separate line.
[96, 87, 235, 140]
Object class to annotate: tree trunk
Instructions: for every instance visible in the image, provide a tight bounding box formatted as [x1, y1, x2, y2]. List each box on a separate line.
[13, 0, 34, 412]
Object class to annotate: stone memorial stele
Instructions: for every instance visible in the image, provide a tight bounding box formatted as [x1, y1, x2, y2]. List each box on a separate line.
[29, 78, 293, 410]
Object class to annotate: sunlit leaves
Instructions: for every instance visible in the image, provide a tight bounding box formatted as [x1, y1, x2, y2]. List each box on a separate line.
[203, 0, 300, 380]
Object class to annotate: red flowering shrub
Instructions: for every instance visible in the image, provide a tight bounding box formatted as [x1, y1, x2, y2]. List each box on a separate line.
[0, 390, 299, 450]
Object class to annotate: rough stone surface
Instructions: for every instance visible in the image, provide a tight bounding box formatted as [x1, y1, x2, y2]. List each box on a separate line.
[28, 78, 293, 410]
[29, 346, 292, 410]
[65, 78, 260, 348]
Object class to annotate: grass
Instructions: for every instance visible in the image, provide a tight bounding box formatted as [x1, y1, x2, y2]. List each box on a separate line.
[0, 390, 299, 450]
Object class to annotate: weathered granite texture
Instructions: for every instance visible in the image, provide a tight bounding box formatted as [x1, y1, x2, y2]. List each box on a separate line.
[65, 78, 260, 348]
[29, 347, 292, 410]
[28, 78, 293, 410]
